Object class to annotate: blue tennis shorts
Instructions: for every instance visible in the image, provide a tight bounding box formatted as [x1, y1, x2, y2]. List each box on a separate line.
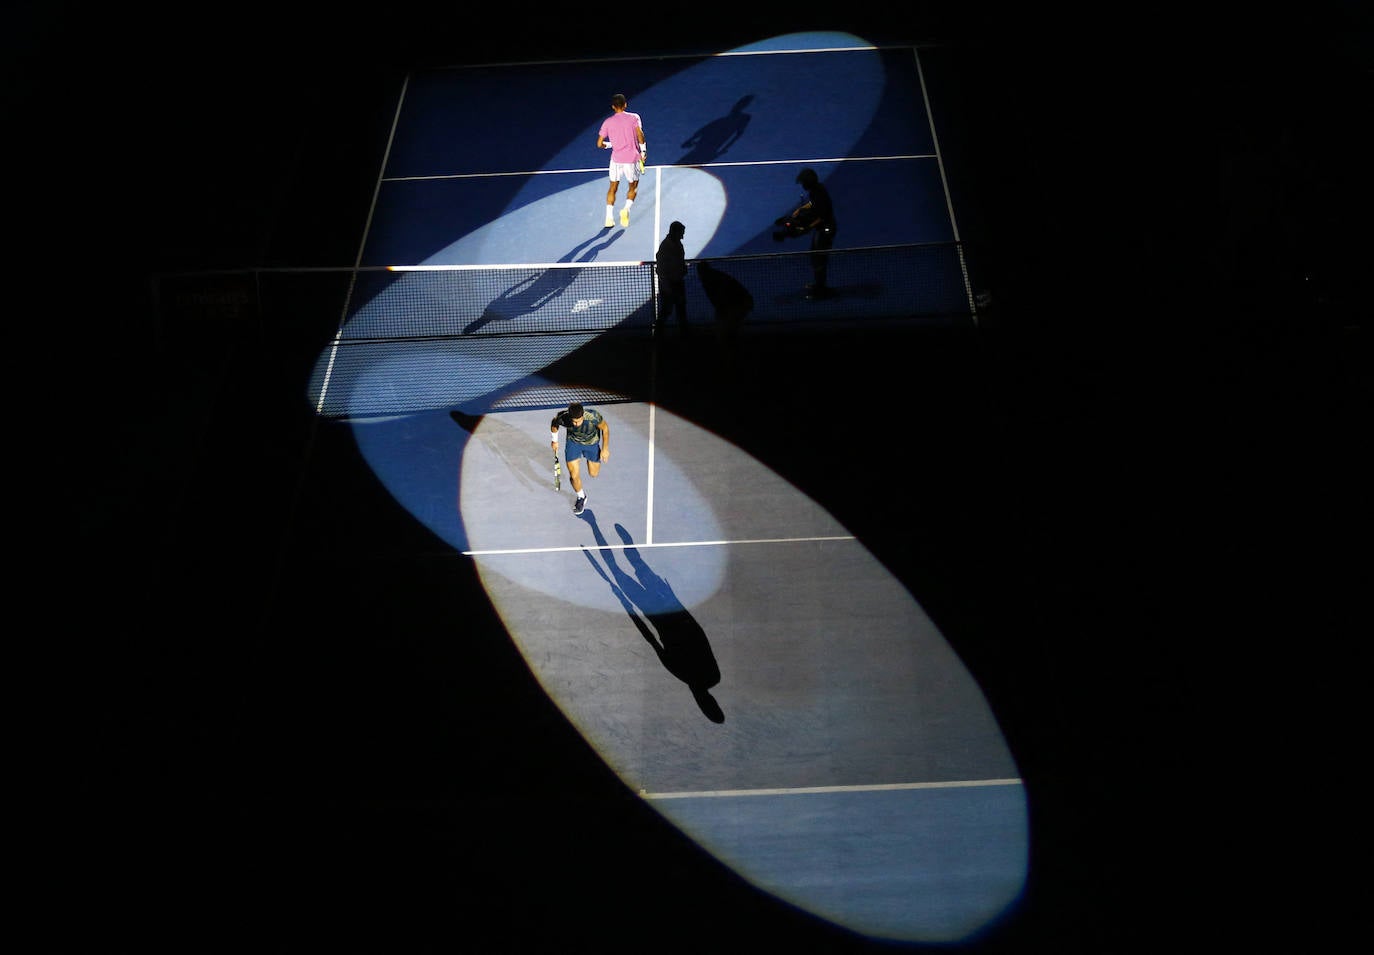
[565, 440, 601, 463]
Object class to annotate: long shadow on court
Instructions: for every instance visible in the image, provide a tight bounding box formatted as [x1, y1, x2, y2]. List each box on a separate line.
[578, 510, 724, 723]
[676, 94, 754, 165]
[462, 230, 627, 334]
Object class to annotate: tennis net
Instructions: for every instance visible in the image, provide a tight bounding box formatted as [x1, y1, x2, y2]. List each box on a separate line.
[151, 242, 978, 418]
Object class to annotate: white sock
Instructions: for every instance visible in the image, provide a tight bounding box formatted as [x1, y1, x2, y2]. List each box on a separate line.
[624, 199, 634, 211]
[577, 490, 585, 499]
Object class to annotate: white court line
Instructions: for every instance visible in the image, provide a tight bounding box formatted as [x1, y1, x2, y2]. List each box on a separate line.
[434, 43, 920, 73]
[644, 778, 1024, 800]
[913, 46, 978, 326]
[314, 70, 411, 416]
[645, 402, 658, 544]
[382, 154, 936, 182]
[651, 163, 662, 253]
[386, 261, 644, 271]
[462, 534, 853, 557]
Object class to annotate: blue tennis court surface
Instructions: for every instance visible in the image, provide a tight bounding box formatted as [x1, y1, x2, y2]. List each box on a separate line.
[84, 8, 1368, 953]
[313, 35, 978, 419]
[366, 158, 954, 265]
[365, 43, 954, 267]
[299, 32, 1028, 947]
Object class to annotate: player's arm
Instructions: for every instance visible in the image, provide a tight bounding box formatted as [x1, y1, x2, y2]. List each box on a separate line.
[550, 416, 561, 445]
[598, 418, 610, 459]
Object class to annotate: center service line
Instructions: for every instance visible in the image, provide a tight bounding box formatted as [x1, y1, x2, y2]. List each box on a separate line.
[643, 778, 1025, 800]
[462, 535, 854, 557]
[645, 401, 658, 545]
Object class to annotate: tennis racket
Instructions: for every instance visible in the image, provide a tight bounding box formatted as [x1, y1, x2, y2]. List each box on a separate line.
[553, 451, 562, 490]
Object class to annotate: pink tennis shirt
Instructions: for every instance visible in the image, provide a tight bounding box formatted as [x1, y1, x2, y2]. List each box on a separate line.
[599, 110, 643, 164]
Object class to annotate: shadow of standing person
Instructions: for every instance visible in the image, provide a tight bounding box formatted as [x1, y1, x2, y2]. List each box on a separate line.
[696, 260, 754, 360]
[677, 94, 754, 165]
[578, 510, 724, 723]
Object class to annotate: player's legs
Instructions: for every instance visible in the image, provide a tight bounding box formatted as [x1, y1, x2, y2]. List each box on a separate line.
[568, 441, 601, 485]
[574, 438, 603, 478]
[657, 282, 677, 324]
[604, 171, 619, 227]
[670, 282, 687, 328]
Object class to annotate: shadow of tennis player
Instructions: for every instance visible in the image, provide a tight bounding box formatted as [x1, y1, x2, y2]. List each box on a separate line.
[677, 94, 754, 166]
[578, 510, 724, 723]
[462, 230, 626, 334]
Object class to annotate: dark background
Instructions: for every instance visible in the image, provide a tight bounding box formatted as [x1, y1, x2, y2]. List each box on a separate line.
[22, 2, 1368, 951]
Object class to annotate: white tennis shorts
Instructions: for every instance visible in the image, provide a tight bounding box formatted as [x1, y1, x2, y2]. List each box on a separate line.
[608, 160, 640, 184]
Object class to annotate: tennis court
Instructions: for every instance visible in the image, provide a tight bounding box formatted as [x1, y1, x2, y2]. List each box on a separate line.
[91, 7, 1369, 951]
[278, 31, 1022, 947]
[306, 35, 980, 419]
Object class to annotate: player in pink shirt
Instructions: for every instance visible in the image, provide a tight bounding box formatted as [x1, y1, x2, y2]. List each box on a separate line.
[596, 93, 646, 227]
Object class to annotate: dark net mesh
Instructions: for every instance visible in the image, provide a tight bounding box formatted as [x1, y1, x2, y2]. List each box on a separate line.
[342, 263, 656, 341]
[305, 333, 637, 417]
[683, 243, 974, 328]
[155, 243, 977, 418]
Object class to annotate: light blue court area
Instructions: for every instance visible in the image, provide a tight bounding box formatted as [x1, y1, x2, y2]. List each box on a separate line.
[649, 782, 1028, 944]
[363, 159, 954, 266]
[441, 404, 1029, 944]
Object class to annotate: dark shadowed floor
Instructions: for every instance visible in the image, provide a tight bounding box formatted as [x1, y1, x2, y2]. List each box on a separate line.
[29, 2, 1368, 951]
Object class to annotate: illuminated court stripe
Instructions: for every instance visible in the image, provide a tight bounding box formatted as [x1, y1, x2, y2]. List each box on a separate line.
[387, 261, 644, 271]
[435, 42, 906, 73]
[714, 45, 885, 56]
[462, 534, 854, 557]
[644, 779, 1024, 800]
[645, 401, 659, 544]
[383, 153, 937, 181]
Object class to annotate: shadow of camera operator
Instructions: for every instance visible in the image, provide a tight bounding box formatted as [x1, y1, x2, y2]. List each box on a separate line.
[578, 510, 724, 723]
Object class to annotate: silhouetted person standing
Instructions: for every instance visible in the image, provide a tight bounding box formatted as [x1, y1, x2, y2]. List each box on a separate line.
[785, 167, 837, 299]
[655, 220, 688, 333]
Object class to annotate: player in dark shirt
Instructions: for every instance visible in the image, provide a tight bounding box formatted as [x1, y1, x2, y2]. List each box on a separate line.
[550, 402, 610, 515]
